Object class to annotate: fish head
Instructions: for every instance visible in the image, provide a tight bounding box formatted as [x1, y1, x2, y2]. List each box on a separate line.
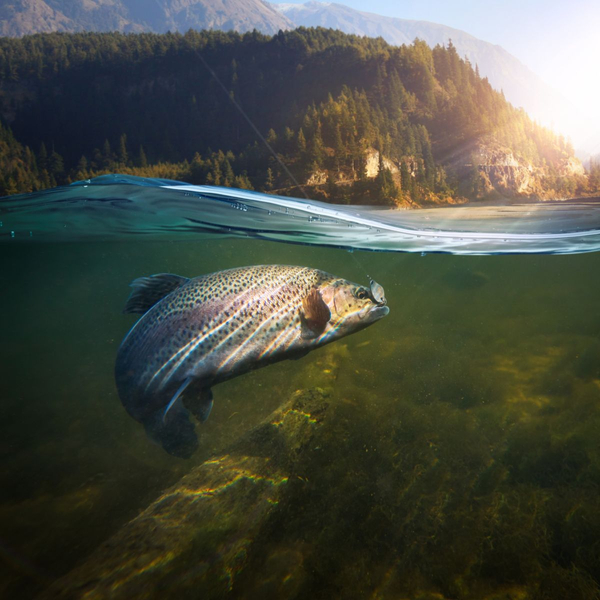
[318, 277, 390, 339]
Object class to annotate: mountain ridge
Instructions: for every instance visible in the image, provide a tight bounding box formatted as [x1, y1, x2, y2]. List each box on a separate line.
[273, 2, 573, 147]
[0, 0, 294, 36]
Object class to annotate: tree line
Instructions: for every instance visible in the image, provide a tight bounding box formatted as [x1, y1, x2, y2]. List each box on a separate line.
[0, 28, 594, 204]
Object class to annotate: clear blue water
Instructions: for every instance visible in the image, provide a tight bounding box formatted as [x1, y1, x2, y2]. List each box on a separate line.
[1, 178, 600, 599]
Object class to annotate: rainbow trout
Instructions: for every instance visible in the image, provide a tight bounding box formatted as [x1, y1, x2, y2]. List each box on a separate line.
[115, 265, 389, 458]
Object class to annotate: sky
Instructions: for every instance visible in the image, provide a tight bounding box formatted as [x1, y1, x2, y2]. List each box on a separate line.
[273, 0, 600, 154]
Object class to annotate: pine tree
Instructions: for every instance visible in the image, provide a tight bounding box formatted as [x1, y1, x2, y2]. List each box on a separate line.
[75, 155, 88, 180]
[118, 134, 128, 165]
[222, 157, 235, 186]
[4, 176, 18, 195]
[325, 172, 338, 200]
[38, 142, 48, 172]
[265, 167, 274, 190]
[138, 146, 148, 168]
[307, 121, 325, 168]
[211, 160, 222, 186]
[297, 128, 307, 153]
[49, 150, 64, 180]
[266, 129, 277, 147]
[333, 124, 344, 171]
[102, 139, 113, 168]
[283, 127, 295, 154]
[400, 161, 413, 199]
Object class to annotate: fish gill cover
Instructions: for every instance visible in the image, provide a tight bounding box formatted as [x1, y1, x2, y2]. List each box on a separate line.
[1, 174, 600, 255]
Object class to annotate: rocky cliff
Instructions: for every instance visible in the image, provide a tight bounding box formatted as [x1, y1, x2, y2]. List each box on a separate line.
[302, 143, 587, 207]
[470, 142, 585, 200]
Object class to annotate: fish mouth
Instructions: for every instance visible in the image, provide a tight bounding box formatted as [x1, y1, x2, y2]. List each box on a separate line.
[357, 303, 389, 321]
[369, 305, 390, 320]
[371, 305, 390, 319]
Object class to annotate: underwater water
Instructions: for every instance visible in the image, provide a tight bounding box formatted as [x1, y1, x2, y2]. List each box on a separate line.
[2, 178, 600, 599]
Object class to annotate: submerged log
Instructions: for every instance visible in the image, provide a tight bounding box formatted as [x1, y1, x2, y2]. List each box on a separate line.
[41, 388, 330, 600]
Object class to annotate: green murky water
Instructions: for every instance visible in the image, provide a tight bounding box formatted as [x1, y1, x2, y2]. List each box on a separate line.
[1, 239, 600, 599]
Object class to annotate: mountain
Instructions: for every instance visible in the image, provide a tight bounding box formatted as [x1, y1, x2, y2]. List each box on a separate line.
[274, 2, 577, 150]
[277, 2, 530, 101]
[0, 0, 583, 152]
[0, 0, 294, 37]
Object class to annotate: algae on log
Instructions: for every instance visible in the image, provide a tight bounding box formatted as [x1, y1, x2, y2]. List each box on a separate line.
[41, 389, 329, 600]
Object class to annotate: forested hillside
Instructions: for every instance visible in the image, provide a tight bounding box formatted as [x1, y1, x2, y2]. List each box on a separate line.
[0, 28, 593, 204]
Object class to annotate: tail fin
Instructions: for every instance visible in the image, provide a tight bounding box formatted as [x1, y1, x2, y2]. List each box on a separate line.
[123, 273, 190, 314]
[142, 403, 198, 459]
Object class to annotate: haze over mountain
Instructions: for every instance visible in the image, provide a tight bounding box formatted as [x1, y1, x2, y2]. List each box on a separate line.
[276, 2, 535, 108]
[0, 0, 588, 153]
[274, 2, 584, 154]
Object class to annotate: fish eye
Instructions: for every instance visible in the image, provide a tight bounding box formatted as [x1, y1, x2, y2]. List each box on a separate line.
[355, 288, 369, 300]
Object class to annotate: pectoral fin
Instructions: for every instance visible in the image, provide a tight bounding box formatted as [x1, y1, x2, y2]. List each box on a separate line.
[163, 376, 193, 423]
[300, 288, 331, 340]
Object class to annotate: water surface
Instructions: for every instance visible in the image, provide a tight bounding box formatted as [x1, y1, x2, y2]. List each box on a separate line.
[2, 175, 600, 254]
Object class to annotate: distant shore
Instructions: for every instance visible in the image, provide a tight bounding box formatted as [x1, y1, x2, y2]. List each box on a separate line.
[448, 195, 600, 210]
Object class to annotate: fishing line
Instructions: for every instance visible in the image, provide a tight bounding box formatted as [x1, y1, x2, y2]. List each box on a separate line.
[147, 13, 310, 199]
[192, 50, 309, 196]
[344, 247, 388, 291]
[141, 12, 386, 285]
[346, 249, 371, 280]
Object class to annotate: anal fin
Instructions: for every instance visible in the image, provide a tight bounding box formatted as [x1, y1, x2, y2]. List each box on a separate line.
[143, 404, 198, 459]
[184, 388, 214, 424]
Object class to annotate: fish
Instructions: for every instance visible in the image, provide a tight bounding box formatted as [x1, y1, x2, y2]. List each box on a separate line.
[115, 265, 389, 458]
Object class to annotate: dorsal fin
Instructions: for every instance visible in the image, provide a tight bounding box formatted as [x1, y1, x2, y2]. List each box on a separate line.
[123, 273, 190, 314]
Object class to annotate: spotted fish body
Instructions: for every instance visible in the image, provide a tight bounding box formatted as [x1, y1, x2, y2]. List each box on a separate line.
[115, 265, 389, 457]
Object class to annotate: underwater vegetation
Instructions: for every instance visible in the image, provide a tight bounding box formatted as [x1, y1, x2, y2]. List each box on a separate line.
[1, 238, 600, 599]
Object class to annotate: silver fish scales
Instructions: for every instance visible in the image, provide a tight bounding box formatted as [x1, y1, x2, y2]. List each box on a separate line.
[115, 264, 389, 457]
